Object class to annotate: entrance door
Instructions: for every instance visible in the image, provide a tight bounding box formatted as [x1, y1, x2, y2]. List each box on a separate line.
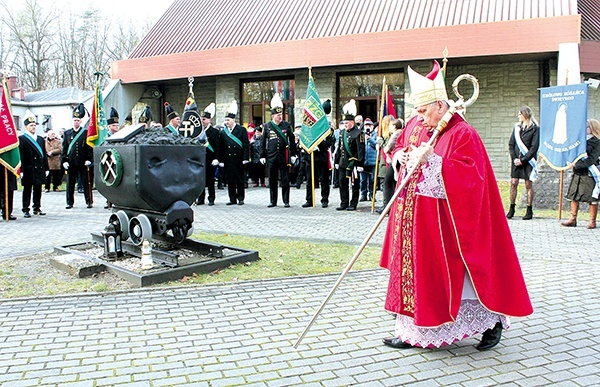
[357, 99, 377, 122]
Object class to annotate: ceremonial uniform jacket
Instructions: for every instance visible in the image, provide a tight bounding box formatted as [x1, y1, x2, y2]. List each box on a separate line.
[218, 124, 250, 165]
[334, 126, 365, 170]
[19, 133, 49, 186]
[61, 127, 93, 167]
[204, 125, 220, 163]
[302, 131, 334, 164]
[260, 121, 296, 165]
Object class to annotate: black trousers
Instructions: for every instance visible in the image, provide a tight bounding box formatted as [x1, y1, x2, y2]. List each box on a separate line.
[45, 169, 63, 190]
[198, 163, 217, 204]
[22, 183, 42, 213]
[305, 160, 330, 204]
[267, 161, 290, 205]
[1, 190, 14, 218]
[225, 163, 245, 202]
[382, 165, 397, 207]
[338, 168, 360, 208]
[66, 165, 92, 206]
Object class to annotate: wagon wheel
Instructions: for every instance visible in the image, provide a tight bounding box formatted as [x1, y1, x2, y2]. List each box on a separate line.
[129, 214, 152, 245]
[172, 224, 189, 244]
[109, 210, 130, 241]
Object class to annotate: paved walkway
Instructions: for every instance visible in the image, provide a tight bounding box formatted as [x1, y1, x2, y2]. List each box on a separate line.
[1, 185, 599, 386]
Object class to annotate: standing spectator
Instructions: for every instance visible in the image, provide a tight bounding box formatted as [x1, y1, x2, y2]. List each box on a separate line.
[44, 129, 63, 192]
[334, 99, 365, 211]
[1, 164, 18, 221]
[61, 103, 94, 209]
[197, 103, 220, 205]
[106, 107, 120, 136]
[561, 118, 600, 229]
[218, 100, 250, 205]
[507, 106, 539, 220]
[19, 110, 49, 217]
[332, 120, 344, 188]
[302, 129, 335, 208]
[249, 126, 265, 187]
[359, 118, 378, 201]
[260, 93, 297, 208]
[164, 102, 180, 135]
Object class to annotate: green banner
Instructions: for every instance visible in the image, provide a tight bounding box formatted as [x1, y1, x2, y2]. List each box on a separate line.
[300, 76, 330, 153]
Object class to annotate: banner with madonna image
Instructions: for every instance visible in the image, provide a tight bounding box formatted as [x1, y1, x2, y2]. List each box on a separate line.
[538, 84, 588, 170]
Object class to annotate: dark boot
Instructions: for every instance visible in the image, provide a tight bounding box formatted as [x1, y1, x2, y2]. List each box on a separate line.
[506, 204, 516, 219]
[588, 204, 598, 229]
[561, 201, 578, 227]
[522, 205, 533, 220]
[476, 322, 503, 351]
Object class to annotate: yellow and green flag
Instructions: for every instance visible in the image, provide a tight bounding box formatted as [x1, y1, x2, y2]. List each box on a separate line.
[300, 75, 330, 153]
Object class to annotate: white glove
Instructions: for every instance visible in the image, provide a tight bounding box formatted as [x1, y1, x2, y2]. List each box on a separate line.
[291, 156, 297, 164]
[84, 160, 92, 166]
[211, 159, 219, 166]
[391, 147, 411, 180]
[45, 171, 49, 177]
[20, 173, 23, 179]
[218, 163, 224, 168]
[356, 166, 364, 172]
[335, 164, 339, 170]
[242, 160, 249, 165]
[314, 147, 319, 152]
[260, 158, 266, 165]
[63, 162, 69, 170]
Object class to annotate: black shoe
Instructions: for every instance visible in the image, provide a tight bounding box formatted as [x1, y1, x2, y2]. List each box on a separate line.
[302, 202, 311, 208]
[382, 337, 413, 349]
[321, 202, 328, 208]
[238, 200, 244, 205]
[87, 204, 93, 208]
[336, 206, 347, 211]
[23, 212, 31, 218]
[522, 205, 533, 220]
[208, 201, 214, 206]
[226, 201, 236, 205]
[267, 203, 277, 208]
[346, 206, 357, 211]
[359, 196, 368, 202]
[33, 210, 46, 215]
[8, 215, 17, 220]
[65, 205, 73, 209]
[77, 188, 84, 193]
[506, 204, 515, 219]
[476, 322, 503, 351]
[284, 203, 290, 208]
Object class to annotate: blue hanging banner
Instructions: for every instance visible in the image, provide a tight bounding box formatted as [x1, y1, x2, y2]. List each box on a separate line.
[538, 84, 588, 170]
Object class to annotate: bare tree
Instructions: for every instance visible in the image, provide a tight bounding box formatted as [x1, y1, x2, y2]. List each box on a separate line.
[0, 0, 59, 91]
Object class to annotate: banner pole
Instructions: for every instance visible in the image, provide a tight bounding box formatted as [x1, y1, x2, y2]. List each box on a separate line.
[311, 152, 315, 207]
[558, 170, 564, 220]
[3, 169, 8, 222]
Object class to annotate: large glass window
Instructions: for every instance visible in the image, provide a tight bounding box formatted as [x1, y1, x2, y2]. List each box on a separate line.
[338, 72, 404, 121]
[241, 79, 295, 127]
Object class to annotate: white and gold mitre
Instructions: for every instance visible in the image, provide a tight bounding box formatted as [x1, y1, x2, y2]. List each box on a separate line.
[407, 60, 448, 108]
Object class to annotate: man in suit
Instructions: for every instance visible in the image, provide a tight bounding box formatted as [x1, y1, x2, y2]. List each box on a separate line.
[61, 103, 94, 209]
[19, 110, 49, 217]
[218, 100, 250, 205]
[197, 103, 220, 205]
[260, 93, 297, 207]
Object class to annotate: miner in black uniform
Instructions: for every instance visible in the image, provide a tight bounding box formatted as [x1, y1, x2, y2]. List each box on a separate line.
[19, 110, 49, 217]
[61, 103, 93, 209]
[260, 93, 297, 208]
[334, 99, 365, 211]
[197, 103, 220, 206]
[218, 100, 250, 205]
[302, 128, 335, 208]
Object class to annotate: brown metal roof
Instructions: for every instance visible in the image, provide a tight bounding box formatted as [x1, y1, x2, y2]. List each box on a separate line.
[129, 0, 580, 59]
[579, 0, 600, 41]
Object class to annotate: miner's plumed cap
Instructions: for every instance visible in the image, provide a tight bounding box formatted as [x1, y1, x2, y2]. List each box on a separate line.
[164, 102, 179, 120]
[322, 99, 332, 115]
[201, 102, 216, 119]
[72, 103, 86, 119]
[270, 93, 284, 114]
[225, 100, 238, 118]
[341, 99, 357, 121]
[23, 109, 37, 126]
[107, 107, 119, 125]
[139, 105, 153, 123]
[124, 112, 132, 125]
[407, 60, 448, 108]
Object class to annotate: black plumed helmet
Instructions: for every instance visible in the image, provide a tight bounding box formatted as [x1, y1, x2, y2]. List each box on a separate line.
[322, 99, 331, 115]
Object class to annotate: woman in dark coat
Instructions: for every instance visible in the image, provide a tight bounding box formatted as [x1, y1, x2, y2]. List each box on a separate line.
[507, 106, 539, 220]
[561, 118, 600, 229]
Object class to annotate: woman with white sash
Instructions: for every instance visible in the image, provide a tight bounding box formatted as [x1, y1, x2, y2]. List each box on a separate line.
[507, 106, 539, 220]
[561, 119, 600, 229]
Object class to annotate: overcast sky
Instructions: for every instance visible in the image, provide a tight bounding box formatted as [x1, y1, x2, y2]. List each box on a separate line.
[65, 0, 172, 23]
